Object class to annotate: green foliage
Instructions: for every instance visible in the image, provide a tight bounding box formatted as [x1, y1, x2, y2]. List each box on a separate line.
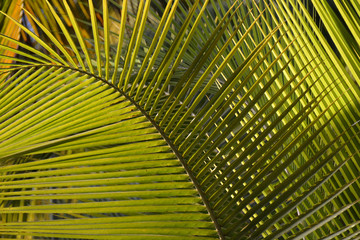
[0, 0, 360, 239]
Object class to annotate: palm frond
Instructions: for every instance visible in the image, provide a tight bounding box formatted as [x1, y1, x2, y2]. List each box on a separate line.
[1, 1, 360, 239]
[0, 0, 23, 74]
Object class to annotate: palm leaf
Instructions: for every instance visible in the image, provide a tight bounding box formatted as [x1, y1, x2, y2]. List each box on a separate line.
[0, 0, 23, 76]
[1, 0, 360, 239]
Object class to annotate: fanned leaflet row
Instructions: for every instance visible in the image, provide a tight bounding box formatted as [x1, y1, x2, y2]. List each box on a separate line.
[0, 66, 217, 239]
[0, 0, 360, 240]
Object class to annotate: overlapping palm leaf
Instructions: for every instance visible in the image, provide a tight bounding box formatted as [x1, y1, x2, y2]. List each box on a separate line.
[0, 0, 23, 73]
[0, 0, 360, 239]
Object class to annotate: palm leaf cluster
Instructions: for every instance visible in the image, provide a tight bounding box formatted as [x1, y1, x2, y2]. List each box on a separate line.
[0, 0, 360, 239]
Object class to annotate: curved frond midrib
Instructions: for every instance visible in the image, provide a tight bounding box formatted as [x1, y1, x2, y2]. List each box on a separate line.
[19, 63, 225, 240]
